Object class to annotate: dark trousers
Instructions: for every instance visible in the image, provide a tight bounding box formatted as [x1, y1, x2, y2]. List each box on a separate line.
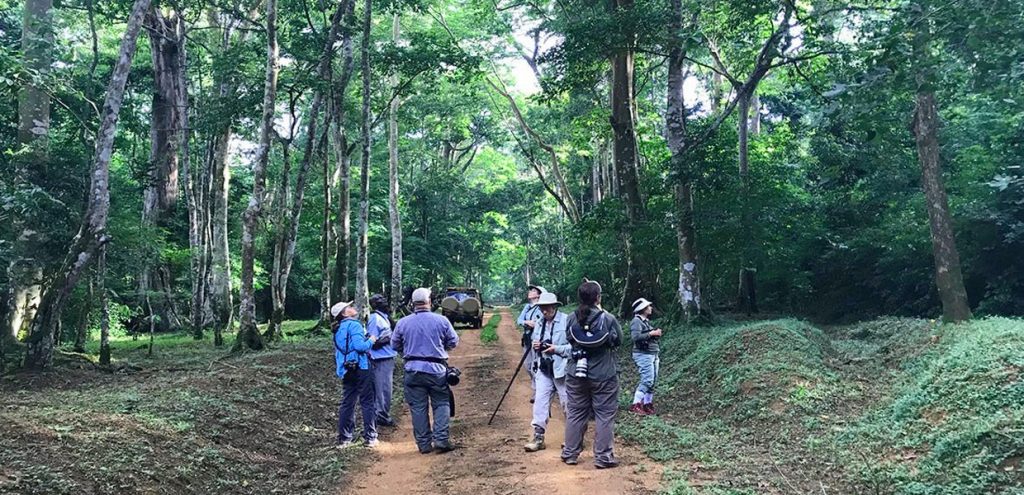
[338, 368, 377, 443]
[561, 374, 619, 463]
[404, 370, 451, 450]
[371, 357, 395, 423]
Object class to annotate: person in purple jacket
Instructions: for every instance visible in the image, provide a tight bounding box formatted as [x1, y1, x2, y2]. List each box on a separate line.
[391, 287, 459, 454]
[333, 301, 378, 448]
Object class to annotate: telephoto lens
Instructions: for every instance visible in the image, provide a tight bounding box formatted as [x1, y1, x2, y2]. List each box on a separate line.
[574, 357, 588, 378]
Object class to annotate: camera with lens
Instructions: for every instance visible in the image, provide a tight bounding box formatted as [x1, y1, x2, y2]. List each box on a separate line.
[535, 339, 555, 377]
[446, 366, 462, 386]
[343, 359, 360, 371]
[571, 348, 589, 378]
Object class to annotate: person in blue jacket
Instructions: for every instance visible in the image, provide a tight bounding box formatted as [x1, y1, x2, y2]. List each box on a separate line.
[333, 301, 378, 447]
[367, 293, 398, 427]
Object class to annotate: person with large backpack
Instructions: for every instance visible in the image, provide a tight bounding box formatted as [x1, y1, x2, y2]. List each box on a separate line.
[561, 280, 622, 469]
[332, 301, 378, 448]
[367, 293, 398, 427]
[629, 297, 662, 415]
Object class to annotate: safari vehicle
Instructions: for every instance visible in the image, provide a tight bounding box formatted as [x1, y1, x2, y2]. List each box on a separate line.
[439, 287, 484, 328]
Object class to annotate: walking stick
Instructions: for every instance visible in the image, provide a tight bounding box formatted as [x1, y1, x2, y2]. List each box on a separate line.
[488, 346, 531, 425]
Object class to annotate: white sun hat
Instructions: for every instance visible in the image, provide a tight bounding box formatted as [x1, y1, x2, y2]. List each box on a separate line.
[411, 287, 432, 303]
[330, 301, 353, 318]
[536, 292, 561, 306]
[631, 298, 653, 314]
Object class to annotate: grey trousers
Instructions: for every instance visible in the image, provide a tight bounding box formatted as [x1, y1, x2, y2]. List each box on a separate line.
[561, 375, 619, 463]
[372, 357, 395, 423]
[404, 370, 451, 449]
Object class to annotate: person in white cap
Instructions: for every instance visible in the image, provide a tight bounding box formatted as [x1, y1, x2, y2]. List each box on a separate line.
[516, 285, 545, 395]
[391, 287, 460, 454]
[332, 301, 378, 447]
[629, 297, 662, 415]
[524, 291, 571, 452]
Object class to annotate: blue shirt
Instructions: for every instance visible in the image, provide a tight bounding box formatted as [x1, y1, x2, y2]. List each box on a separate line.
[392, 309, 459, 376]
[334, 318, 372, 378]
[516, 303, 542, 328]
[367, 310, 398, 360]
[530, 311, 571, 378]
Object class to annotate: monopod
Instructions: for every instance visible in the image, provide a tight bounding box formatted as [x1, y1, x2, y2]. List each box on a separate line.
[487, 346, 530, 425]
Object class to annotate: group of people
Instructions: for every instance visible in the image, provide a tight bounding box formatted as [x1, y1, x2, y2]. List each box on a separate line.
[330, 280, 664, 469]
[332, 287, 459, 453]
[516, 281, 664, 468]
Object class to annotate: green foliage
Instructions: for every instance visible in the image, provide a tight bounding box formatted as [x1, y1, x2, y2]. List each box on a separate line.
[479, 313, 500, 344]
[841, 318, 1024, 494]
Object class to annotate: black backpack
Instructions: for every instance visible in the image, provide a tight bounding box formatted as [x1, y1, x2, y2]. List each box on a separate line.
[568, 310, 612, 349]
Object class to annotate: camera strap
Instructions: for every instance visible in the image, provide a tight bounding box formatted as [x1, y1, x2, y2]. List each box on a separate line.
[404, 355, 449, 365]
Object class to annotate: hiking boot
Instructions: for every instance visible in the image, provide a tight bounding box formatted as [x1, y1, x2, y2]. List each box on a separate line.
[364, 438, 379, 448]
[643, 402, 655, 415]
[561, 455, 578, 465]
[594, 457, 620, 469]
[434, 441, 455, 453]
[418, 443, 434, 454]
[377, 418, 398, 428]
[524, 434, 545, 452]
[629, 403, 648, 415]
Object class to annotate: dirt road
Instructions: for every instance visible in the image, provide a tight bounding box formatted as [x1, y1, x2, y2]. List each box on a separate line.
[345, 308, 661, 495]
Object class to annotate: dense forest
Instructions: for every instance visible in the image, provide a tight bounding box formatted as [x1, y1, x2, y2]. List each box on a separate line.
[4, 0, 1023, 368]
[1, 0, 1022, 493]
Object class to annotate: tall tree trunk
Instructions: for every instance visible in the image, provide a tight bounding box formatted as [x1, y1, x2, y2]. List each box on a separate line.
[330, 0, 356, 304]
[140, 7, 185, 333]
[736, 91, 757, 314]
[609, 0, 650, 317]
[665, 0, 701, 320]
[72, 275, 93, 353]
[5, 0, 53, 347]
[23, 0, 152, 369]
[354, 0, 372, 313]
[184, 20, 211, 342]
[911, 11, 972, 322]
[388, 13, 404, 311]
[319, 122, 334, 329]
[98, 245, 111, 365]
[235, 0, 278, 351]
[264, 0, 348, 342]
[207, 129, 232, 344]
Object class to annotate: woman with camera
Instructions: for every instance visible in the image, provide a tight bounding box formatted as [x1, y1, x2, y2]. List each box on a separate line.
[333, 301, 378, 448]
[629, 298, 662, 415]
[561, 280, 622, 469]
[524, 291, 571, 452]
[367, 294, 398, 427]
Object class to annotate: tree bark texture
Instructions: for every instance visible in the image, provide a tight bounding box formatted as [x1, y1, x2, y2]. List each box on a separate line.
[5, 0, 53, 346]
[388, 13, 404, 311]
[235, 0, 278, 351]
[140, 7, 186, 334]
[665, 0, 701, 320]
[912, 13, 972, 322]
[23, 0, 152, 369]
[609, 0, 651, 318]
[736, 92, 758, 314]
[355, 0, 372, 313]
[331, 0, 356, 304]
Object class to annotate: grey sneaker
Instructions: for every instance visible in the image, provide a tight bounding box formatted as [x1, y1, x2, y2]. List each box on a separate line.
[524, 434, 545, 452]
[594, 457, 620, 469]
[336, 440, 357, 449]
[364, 438, 379, 448]
[561, 455, 578, 465]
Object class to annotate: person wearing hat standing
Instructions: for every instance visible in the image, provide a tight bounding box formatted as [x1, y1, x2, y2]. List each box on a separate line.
[561, 280, 622, 469]
[367, 294, 398, 427]
[391, 287, 460, 454]
[524, 291, 571, 452]
[333, 301, 378, 447]
[629, 298, 662, 415]
[516, 285, 545, 394]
